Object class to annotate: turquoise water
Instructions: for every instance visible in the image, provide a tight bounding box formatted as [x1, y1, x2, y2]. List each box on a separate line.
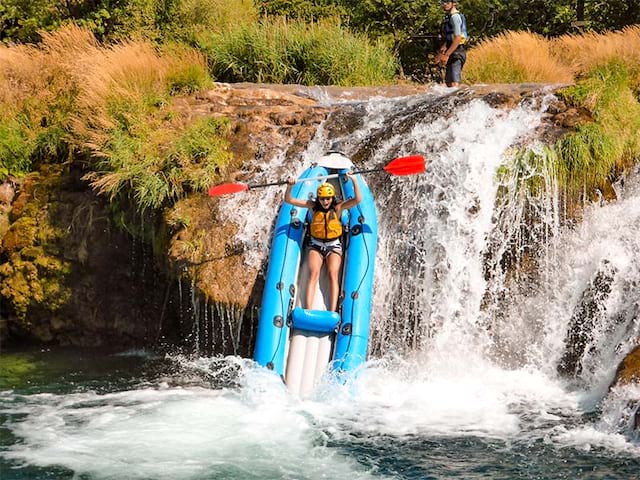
[2, 347, 639, 480]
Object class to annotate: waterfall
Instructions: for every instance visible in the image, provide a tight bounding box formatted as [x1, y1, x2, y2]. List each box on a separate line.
[222, 85, 640, 434]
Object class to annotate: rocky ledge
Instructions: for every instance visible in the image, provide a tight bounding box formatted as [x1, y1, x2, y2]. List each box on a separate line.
[0, 82, 618, 355]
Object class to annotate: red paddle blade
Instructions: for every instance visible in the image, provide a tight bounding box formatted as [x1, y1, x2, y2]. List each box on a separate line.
[208, 183, 250, 197]
[383, 155, 426, 176]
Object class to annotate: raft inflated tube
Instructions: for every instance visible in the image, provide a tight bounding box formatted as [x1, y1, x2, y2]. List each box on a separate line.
[291, 307, 340, 333]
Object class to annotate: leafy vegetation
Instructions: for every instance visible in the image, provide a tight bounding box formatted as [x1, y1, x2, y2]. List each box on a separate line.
[0, 25, 228, 211]
[0, 27, 85, 178]
[4, 0, 640, 80]
[555, 60, 640, 197]
[0, 26, 230, 322]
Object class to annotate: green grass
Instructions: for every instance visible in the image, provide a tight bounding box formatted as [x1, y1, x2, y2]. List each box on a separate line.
[0, 117, 35, 178]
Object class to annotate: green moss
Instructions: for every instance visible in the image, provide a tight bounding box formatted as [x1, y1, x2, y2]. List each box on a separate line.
[0, 354, 37, 389]
[0, 169, 72, 322]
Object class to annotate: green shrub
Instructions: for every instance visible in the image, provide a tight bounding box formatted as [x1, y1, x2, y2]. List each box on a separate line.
[196, 17, 398, 86]
[166, 63, 212, 95]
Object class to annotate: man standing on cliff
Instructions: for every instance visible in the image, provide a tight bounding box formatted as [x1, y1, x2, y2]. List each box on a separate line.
[434, 0, 468, 87]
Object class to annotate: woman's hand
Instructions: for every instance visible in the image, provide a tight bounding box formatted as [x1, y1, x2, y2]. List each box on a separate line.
[287, 176, 296, 185]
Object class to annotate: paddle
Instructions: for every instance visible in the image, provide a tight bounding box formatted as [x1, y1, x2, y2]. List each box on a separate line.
[207, 154, 426, 197]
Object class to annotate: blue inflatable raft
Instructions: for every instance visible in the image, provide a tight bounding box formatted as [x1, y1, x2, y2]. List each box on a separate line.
[253, 154, 378, 395]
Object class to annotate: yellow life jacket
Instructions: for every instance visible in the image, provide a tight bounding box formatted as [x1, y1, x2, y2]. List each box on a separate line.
[310, 208, 342, 240]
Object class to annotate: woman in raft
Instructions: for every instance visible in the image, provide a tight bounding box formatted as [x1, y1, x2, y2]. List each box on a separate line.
[285, 173, 362, 312]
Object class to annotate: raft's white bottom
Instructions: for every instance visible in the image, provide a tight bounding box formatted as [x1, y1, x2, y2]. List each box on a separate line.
[285, 331, 333, 396]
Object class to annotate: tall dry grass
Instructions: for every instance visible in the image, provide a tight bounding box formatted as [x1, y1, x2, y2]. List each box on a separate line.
[0, 25, 98, 175]
[466, 26, 640, 85]
[0, 24, 226, 210]
[0, 25, 96, 107]
[67, 32, 227, 210]
[465, 31, 573, 84]
[554, 25, 640, 79]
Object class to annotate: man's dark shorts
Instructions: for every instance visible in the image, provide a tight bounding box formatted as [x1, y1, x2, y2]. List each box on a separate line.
[445, 47, 467, 84]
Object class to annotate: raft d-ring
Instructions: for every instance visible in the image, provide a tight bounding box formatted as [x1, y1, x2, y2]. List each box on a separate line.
[273, 315, 284, 328]
[291, 218, 302, 228]
[341, 323, 352, 335]
[351, 224, 362, 235]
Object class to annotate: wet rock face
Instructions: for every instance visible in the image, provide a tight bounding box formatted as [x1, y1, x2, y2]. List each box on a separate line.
[609, 345, 640, 431]
[0, 166, 180, 347]
[556, 259, 617, 378]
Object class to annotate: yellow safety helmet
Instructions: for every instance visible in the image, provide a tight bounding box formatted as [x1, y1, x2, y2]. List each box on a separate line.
[317, 183, 335, 198]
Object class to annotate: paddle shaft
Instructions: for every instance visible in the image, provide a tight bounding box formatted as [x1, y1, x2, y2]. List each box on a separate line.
[247, 167, 382, 190]
[208, 155, 425, 196]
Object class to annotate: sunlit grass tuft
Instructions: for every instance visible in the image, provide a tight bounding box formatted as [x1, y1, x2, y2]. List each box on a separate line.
[0, 24, 226, 211]
[554, 61, 640, 195]
[174, 0, 257, 39]
[69, 36, 224, 211]
[0, 25, 97, 178]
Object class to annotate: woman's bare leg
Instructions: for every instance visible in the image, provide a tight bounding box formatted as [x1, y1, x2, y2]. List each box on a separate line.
[326, 252, 342, 312]
[305, 249, 323, 309]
